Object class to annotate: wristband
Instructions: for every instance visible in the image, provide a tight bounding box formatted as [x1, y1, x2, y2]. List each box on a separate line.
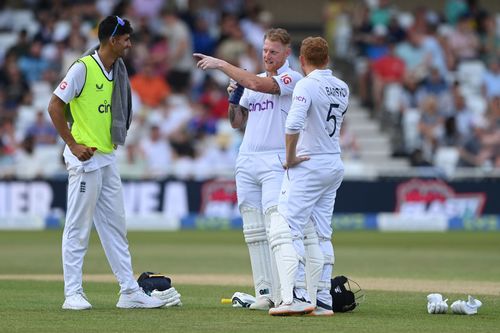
[228, 83, 244, 105]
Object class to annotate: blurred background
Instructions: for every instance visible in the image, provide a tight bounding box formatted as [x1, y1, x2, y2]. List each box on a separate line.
[0, 0, 499, 231]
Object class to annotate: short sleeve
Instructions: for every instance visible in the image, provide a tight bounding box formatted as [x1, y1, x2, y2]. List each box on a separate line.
[273, 70, 302, 96]
[53, 62, 86, 104]
[285, 80, 312, 133]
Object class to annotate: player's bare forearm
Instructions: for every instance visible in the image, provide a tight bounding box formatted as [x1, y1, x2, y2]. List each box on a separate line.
[48, 94, 96, 161]
[194, 53, 280, 94]
[48, 94, 77, 148]
[286, 133, 299, 165]
[228, 104, 248, 130]
[285, 133, 309, 168]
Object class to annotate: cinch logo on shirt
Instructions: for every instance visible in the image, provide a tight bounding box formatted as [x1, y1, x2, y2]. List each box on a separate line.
[98, 100, 111, 113]
[248, 100, 274, 112]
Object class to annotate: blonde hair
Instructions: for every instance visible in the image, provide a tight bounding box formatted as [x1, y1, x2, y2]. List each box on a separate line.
[300, 37, 329, 67]
[263, 28, 291, 46]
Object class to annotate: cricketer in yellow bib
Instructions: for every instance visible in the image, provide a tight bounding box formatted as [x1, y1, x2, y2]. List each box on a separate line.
[69, 55, 114, 153]
[48, 16, 170, 310]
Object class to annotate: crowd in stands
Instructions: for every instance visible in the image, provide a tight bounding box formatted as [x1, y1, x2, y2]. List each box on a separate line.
[0, 0, 265, 180]
[0, 0, 499, 180]
[331, 0, 500, 173]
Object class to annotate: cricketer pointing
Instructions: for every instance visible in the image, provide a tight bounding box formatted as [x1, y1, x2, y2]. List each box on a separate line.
[194, 28, 303, 310]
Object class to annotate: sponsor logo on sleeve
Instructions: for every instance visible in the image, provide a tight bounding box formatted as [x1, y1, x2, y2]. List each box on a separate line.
[281, 73, 292, 85]
[59, 81, 68, 90]
[294, 95, 307, 103]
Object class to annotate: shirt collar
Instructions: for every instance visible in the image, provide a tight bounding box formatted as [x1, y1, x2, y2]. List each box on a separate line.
[308, 68, 332, 77]
[277, 59, 290, 75]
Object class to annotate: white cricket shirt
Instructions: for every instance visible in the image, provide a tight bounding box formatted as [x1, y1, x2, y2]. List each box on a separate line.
[239, 60, 303, 153]
[285, 69, 349, 155]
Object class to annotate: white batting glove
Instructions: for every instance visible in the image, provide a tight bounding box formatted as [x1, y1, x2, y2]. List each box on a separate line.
[427, 293, 448, 314]
[451, 295, 482, 315]
[151, 287, 182, 307]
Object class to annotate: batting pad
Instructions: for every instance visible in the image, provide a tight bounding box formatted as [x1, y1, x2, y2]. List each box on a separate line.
[268, 207, 299, 305]
[304, 220, 322, 306]
[241, 206, 273, 299]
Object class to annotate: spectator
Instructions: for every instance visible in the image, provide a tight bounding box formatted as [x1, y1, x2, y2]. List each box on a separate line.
[370, 0, 393, 27]
[418, 96, 445, 160]
[0, 118, 19, 163]
[138, 124, 172, 178]
[481, 58, 500, 102]
[7, 29, 30, 59]
[17, 40, 50, 83]
[417, 66, 450, 114]
[25, 111, 58, 146]
[386, 16, 407, 44]
[198, 76, 229, 120]
[240, 5, 273, 58]
[441, 116, 461, 147]
[159, 94, 193, 138]
[130, 60, 171, 108]
[0, 60, 30, 110]
[323, 0, 352, 58]
[216, 14, 250, 67]
[13, 134, 44, 179]
[395, 30, 429, 80]
[447, 14, 480, 66]
[457, 115, 490, 167]
[422, 22, 449, 79]
[371, 40, 405, 113]
[160, 7, 194, 93]
[192, 14, 217, 56]
[478, 13, 500, 63]
[340, 118, 360, 160]
[131, 0, 164, 19]
[444, 0, 468, 26]
[448, 91, 474, 136]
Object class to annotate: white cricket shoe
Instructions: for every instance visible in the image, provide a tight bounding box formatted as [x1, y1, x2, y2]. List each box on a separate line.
[249, 296, 273, 310]
[269, 299, 314, 316]
[62, 293, 92, 310]
[116, 288, 168, 309]
[307, 300, 334, 316]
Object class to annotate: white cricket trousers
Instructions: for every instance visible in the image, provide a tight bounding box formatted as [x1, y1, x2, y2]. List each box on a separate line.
[279, 154, 344, 303]
[62, 162, 139, 297]
[280, 154, 344, 240]
[235, 151, 285, 211]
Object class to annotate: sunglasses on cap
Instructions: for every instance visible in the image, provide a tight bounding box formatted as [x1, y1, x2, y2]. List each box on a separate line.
[111, 16, 125, 37]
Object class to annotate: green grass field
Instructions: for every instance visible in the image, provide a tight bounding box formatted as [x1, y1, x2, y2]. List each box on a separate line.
[0, 230, 499, 333]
